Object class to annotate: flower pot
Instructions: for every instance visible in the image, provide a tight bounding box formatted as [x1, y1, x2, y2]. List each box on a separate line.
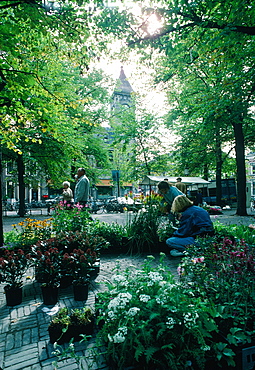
[73, 283, 89, 301]
[90, 261, 100, 279]
[41, 285, 59, 305]
[69, 320, 95, 341]
[4, 286, 22, 306]
[48, 325, 71, 344]
[60, 275, 73, 289]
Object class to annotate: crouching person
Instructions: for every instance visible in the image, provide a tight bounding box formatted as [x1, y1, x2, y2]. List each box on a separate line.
[166, 195, 214, 257]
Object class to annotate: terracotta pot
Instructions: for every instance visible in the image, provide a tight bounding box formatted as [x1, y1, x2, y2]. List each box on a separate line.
[4, 286, 22, 306]
[41, 285, 59, 305]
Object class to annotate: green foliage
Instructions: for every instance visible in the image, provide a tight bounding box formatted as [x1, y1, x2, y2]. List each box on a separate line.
[179, 236, 255, 366]
[214, 221, 255, 245]
[124, 193, 175, 254]
[86, 220, 127, 251]
[52, 202, 93, 234]
[95, 254, 218, 370]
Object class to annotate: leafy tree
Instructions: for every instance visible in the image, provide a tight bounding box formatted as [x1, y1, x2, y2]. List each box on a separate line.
[94, 0, 255, 215]
[0, 1, 111, 238]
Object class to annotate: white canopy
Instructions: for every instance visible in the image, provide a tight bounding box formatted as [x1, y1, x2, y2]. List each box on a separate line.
[139, 175, 210, 186]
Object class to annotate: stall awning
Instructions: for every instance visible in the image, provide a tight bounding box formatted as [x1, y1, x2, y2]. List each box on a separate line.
[96, 179, 112, 187]
[139, 175, 210, 186]
[96, 179, 132, 187]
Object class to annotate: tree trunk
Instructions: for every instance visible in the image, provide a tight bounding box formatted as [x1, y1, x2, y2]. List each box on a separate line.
[233, 121, 247, 216]
[17, 154, 26, 217]
[203, 163, 209, 181]
[215, 133, 223, 206]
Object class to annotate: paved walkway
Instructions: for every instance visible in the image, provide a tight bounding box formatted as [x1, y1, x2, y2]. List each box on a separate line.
[1, 208, 255, 369]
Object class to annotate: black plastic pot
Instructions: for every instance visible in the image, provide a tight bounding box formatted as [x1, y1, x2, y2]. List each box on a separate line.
[41, 284, 59, 305]
[4, 286, 22, 306]
[73, 283, 89, 301]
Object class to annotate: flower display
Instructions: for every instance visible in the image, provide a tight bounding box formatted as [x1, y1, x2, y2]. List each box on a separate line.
[179, 236, 255, 367]
[0, 248, 30, 289]
[96, 254, 218, 370]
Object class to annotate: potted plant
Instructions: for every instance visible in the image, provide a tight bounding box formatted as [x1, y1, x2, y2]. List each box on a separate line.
[70, 248, 91, 301]
[0, 248, 30, 306]
[48, 307, 71, 344]
[69, 307, 95, 340]
[33, 246, 61, 305]
[48, 306, 95, 344]
[59, 252, 74, 288]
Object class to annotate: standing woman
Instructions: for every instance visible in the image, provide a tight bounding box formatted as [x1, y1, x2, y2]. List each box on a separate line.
[62, 181, 73, 203]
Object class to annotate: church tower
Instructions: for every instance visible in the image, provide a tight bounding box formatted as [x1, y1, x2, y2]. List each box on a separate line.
[111, 66, 134, 113]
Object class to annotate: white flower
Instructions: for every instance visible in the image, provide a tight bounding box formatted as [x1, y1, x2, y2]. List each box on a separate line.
[147, 272, 164, 286]
[201, 345, 210, 351]
[156, 296, 165, 305]
[166, 317, 176, 329]
[108, 292, 132, 312]
[111, 326, 128, 343]
[111, 274, 128, 286]
[139, 294, 151, 302]
[107, 310, 116, 319]
[183, 312, 199, 328]
[126, 307, 140, 317]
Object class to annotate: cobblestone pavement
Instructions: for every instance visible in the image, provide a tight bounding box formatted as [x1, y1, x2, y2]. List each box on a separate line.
[1, 208, 255, 369]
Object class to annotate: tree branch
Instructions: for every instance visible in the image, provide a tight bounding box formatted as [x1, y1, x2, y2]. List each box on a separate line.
[128, 20, 255, 46]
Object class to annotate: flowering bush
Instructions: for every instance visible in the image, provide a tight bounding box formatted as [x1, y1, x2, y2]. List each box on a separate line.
[33, 246, 61, 287]
[4, 218, 52, 252]
[95, 254, 219, 370]
[214, 220, 255, 245]
[179, 236, 255, 366]
[0, 248, 31, 289]
[52, 202, 92, 234]
[69, 248, 96, 285]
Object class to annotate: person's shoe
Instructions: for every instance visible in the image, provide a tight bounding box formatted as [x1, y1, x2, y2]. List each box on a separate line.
[170, 249, 185, 257]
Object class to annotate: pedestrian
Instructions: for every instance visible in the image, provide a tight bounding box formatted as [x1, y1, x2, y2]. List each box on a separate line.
[74, 168, 90, 206]
[166, 195, 214, 257]
[62, 181, 73, 203]
[175, 177, 187, 194]
[196, 189, 203, 207]
[157, 181, 185, 224]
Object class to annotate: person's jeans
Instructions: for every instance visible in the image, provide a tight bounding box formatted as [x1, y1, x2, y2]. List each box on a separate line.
[166, 236, 195, 252]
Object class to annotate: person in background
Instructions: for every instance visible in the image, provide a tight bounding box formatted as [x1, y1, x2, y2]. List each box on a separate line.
[196, 189, 203, 207]
[158, 181, 185, 224]
[175, 177, 187, 194]
[74, 168, 90, 206]
[62, 181, 73, 203]
[166, 195, 214, 257]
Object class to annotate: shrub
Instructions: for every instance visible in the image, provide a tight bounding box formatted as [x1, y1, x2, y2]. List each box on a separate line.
[179, 236, 255, 367]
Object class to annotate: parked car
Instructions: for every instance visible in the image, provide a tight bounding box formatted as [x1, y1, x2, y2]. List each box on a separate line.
[44, 196, 62, 207]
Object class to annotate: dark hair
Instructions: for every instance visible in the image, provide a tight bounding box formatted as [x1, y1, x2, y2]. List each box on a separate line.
[158, 181, 170, 190]
[176, 177, 182, 181]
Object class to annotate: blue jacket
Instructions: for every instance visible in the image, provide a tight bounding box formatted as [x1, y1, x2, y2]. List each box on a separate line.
[173, 205, 214, 238]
